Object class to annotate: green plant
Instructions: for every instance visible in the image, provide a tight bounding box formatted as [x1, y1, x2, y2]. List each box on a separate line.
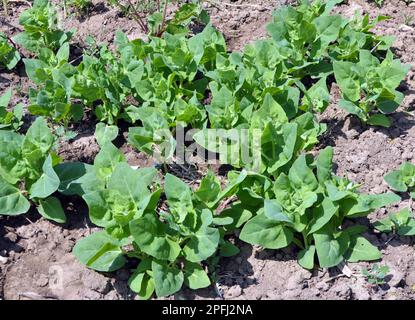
[373, 0, 384, 8]
[0, 117, 66, 223]
[0, 89, 24, 131]
[0, 32, 21, 70]
[13, 0, 75, 54]
[67, 141, 248, 299]
[374, 208, 415, 236]
[333, 50, 410, 127]
[239, 147, 400, 269]
[384, 162, 415, 198]
[107, 0, 205, 36]
[362, 264, 389, 285]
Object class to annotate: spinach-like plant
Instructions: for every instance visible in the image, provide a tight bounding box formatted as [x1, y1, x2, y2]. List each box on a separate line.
[69, 142, 248, 298]
[333, 50, 410, 127]
[13, 0, 75, 55]
[374, 208, 415, 236]
[0, 89, 24, 131]
[384, 162, 415, 198]
[0, 117, 66, 223]
[362, 263, 389, 285]
[239, 147, 400, 269]
[0, 32, 21, 70]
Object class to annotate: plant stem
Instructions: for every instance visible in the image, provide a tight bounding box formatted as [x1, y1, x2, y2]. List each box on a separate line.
[157, 0, 168, 37]
[126, 0, 149, 33]
[3, 0, 8, 17]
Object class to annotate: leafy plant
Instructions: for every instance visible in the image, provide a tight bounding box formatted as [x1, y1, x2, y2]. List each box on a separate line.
[362, 263, 389, 285]
[69, 142, 248, 298]
[107, 0, 205, 36]
[384, 162, 415, 198]
[0, 117, 66, 223]
[0, 32, 21, 70]
[0, 89, 24, 131]
[239, 147, 400, 269]
[333, 50, 410, 127]
[374, 208, 415, 236]
[13, 0, 75, 55]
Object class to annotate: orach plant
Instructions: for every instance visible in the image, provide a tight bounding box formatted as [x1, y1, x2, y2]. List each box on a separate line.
[0, 117, 66, 223]
[384, 162, 415, 198]
[0, 32, 20, 70]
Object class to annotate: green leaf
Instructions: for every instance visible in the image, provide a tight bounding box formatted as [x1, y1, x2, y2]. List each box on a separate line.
[37, 196, 66, 223]
[54, 162, 91, 196]
[72, 231, 126, 272]
[95, 123, 119, 147]
[316, 146, 333, 184]
[130, 214, 181, 261]
[128, 264, 155, 300]
[313, 229, 349, 268]
[183, 226, 220, 263]
[93, 143, 125, 181]
[108, 162, 152, 207]
[367, 114, 391, 128]
[184, 262, 211, 290]
[240, 213, 293, 249]
[22, 117, 54, 156]
[333, 61, 360, 101]
[344, 235, 381, 263]
[152, 260, 184, 297]
[308, 198, 339, 235]
[298, 245, 316, 270]
[29, 155, 60, 199]
[0, 178, 30, 216]
[288, 155, 318, 191]
[195, 170, 221, 204]
[264, 199, 292, 223]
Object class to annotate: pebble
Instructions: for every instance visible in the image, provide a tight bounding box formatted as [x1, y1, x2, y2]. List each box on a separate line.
[36, 274, 49, 287]
[405, 271, 415, 287]
[388, 268, 405, 288]
[227, 285, 242, 298]
[315, 281, 330, 292]
[0, 255, 7, 264]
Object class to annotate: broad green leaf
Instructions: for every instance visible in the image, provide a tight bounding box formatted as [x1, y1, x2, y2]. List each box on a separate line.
[316, 146, 333, 184]
[108, 162, 152, 207]
[0, 130, 25, 184]
[93, 143, 125, 181]
[288, 155, 318, 191]
[298, 245, 316, 270]
[240, 213, 293, 249]
[128, 270, 155, 300]
[0, 178, 30, 216]
[313, 230, 349, 268]
[152, 260, 184, 297]
[183, 226, 220, 263]
[308, 198, 339, 235]
[264, 199, 292, 223]
[184, 262, 211, 290]
[22, 117, 54, 156]
[95, 123, 119, 147]
[344, 235, 381, 263]
[333, 61, 360, 101]
[37, 196, 66, 223]
[130, 214, 181, 261]
[367, 114, 391, 128]
[29, 155, 60, 199]
[72, 231, 126, 272]
[54, 162, 91, 196]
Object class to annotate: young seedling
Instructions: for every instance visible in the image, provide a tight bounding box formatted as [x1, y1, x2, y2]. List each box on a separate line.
[362, 264, 390, 285]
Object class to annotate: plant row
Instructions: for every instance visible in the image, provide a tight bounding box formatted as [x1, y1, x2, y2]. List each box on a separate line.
[0, 0, 413, 299]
